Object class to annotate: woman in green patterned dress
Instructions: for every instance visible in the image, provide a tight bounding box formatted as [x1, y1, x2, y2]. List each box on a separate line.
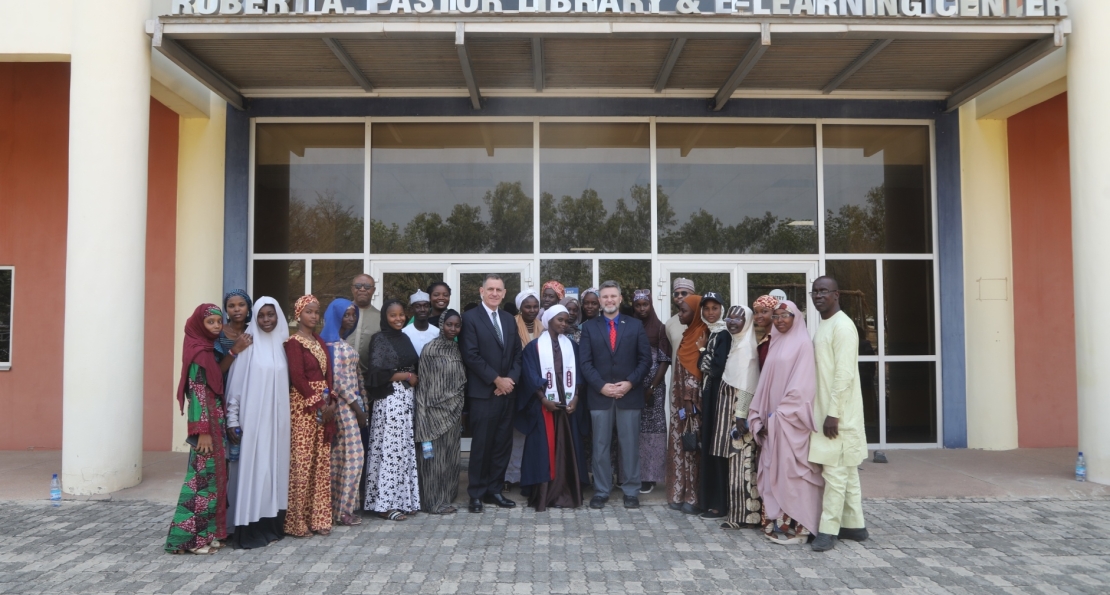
[165, 304, 230, 555]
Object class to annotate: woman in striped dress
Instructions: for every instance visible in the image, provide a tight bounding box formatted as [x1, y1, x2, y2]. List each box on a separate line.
[413, 310, 466, 514]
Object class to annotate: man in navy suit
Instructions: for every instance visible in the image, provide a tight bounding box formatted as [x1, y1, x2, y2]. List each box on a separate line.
[579, 280, 651, 509]
[460, 274, 523, 513]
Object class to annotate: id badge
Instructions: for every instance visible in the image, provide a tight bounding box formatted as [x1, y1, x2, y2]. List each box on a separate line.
[545, 390, 559, 403]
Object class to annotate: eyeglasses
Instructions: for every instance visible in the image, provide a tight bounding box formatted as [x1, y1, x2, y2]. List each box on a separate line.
[771, 313, 795, 320]
[809, 289, 835, 297]
[672, 291, 691, 298]
[353, 283, 374, 290]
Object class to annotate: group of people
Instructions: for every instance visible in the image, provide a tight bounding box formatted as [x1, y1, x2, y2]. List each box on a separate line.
[164, 270, 868, 556]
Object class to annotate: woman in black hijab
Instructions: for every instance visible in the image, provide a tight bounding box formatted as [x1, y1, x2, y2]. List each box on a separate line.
[363, 300, 421, 521]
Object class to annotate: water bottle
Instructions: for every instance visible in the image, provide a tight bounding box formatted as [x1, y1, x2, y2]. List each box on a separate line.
[228, 428, 242, 462]
[1076, 452, 1087, 482]
[50, 474, 61, 506]
[421, 441, 434, 460]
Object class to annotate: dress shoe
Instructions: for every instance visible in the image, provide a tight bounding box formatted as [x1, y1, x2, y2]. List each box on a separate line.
[483, 494, 517, 508]
[811, 532, 838, 552]
[589, 495, 608, 509]
[623, 495, 640, 509]
[838, 527, 869, 542]
[468, 498, 483, 513]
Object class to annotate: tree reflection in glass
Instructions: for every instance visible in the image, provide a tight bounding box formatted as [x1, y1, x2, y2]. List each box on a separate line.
[370, 123, 533, 254]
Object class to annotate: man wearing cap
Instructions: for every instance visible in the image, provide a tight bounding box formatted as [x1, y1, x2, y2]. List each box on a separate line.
[666, 279, 695, 364]
[403, 290, 440, 358]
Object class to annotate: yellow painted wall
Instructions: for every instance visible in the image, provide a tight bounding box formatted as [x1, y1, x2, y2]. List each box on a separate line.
[170, 96, 227, 451]
[960, 101, 1019, 451]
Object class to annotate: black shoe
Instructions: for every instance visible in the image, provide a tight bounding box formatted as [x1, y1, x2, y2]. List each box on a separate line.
[589, 495, 608, 509]
[483, 494, 517, 508]
[638, 482, 655, 494]
[681, 503, 702, 515]
[667, 503, 683, 511]
[623, 495, 640, 509]
[811, 533, 838, 552]
[838, 527, 869, 542]
[468, 498, 483, 513]
[699, 510, 726, 519]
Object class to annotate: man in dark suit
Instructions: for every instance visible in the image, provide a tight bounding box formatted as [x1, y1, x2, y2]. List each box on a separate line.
[460, 273, 523, 513]
[579, 280, 651, 509]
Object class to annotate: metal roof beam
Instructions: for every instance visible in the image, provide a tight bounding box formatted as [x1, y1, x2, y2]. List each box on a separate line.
[653, 37, 686, 93]
[532, 37, 544, 92]
[456, 23, 482, 110]
[151, 27, 245, 111]
[945, 35, 1060, 112]
[323, 37, 374, 92]
[712, 24, 769, 112]
[821, 38, 892, 94]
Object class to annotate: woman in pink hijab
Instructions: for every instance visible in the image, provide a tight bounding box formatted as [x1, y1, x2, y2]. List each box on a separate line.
[747, 300, 823, 545]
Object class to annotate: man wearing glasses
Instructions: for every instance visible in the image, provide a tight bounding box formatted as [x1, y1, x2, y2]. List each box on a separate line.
[346, 274, 382, 372]
[665, 278, 696, 366]
[807, 276, 868, 552]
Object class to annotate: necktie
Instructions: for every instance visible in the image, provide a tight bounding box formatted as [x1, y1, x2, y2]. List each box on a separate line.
[609, 318, 617, 351]
[492, 311, 504, 347]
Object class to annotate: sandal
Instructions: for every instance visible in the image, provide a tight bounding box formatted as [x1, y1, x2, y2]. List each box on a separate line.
[208, 540, 225, 550]
[338, 514, 363, 526]
[436, 506, 457, 515]
[315, 528, 331, 536]
[764, 532, 807, 545]
[380, 510, 408, 521]
[699, 510, 726, 520]
[185, 546, 216, 555]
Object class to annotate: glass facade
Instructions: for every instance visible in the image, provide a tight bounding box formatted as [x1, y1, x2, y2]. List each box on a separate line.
[250, 119, 939, 446]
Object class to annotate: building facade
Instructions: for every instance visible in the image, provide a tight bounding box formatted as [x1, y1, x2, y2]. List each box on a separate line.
[0, 0, 1105, 494]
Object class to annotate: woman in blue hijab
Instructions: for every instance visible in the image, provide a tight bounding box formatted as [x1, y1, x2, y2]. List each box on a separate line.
[320, 298, 368, 526]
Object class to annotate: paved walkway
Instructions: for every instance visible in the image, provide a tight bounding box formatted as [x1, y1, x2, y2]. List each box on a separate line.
[1, 495, 1108, 594]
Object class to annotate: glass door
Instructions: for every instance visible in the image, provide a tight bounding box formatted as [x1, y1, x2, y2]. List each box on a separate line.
[369, 260, 535, 312]
[654, 261, 818, 330]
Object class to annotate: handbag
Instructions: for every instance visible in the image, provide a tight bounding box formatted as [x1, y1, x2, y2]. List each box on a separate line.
[681, 424, 700, 452]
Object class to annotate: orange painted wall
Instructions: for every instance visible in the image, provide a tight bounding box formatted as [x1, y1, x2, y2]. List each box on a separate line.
[144, 99, 179, 451]
[1008, 93, 1078, 448]
[0, 63, 70, 449]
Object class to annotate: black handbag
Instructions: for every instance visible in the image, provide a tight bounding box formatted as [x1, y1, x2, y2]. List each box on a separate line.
[681, 426, 700, 452]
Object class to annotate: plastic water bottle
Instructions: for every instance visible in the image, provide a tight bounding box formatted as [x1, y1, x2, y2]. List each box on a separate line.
[228, 428, 242, 462]
[50, 474, 61, 506]
[1076, 452, 1087, 482]
[421, 441, 434, 460]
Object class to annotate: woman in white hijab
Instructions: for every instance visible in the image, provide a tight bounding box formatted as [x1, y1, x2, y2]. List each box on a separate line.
[225, 296, 291, 549]
[716, 305, 763, 530]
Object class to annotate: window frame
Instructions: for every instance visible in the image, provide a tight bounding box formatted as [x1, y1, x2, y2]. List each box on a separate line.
[0, 266, 13, 371]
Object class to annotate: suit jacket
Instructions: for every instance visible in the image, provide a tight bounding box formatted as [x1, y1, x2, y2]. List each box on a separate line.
[579, 313, 651, 411]
[460, 305, 523, 400]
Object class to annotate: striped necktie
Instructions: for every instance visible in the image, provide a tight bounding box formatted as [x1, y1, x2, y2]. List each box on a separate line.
[492, 311, 504, 347]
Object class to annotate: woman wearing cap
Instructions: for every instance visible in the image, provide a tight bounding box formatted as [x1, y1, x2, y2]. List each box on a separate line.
[516, 305, 583, 511]
[631, 289, 671, 494]
[666, 294, 707, 514]
[697, 291, 731, 519]
[748, 300, 823, 545]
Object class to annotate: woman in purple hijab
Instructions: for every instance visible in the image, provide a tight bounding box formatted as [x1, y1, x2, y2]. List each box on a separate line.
[747, 300, 824, 545]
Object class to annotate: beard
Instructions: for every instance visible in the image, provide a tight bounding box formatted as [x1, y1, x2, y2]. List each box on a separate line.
[602, 304, 619, 315]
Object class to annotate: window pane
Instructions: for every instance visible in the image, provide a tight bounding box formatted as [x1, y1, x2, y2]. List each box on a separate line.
[459, 272, 522, 315]
[370, 123, 533, 254]
[823, 125, 932, 254]
[886, 362, 937, 443]
[824, 260, 878, 356]
[255, 124, 365, 254]
[0, 269, 11, 365]
[381, 272, 444, 308]
[860, 361, 879, 444]
[253, 260, 305, 330]
[541, 260, 592, 297]
[540, 123, 650, 254]
[599, 260, 652, 315]
[310, 260, 364, 313]
[666, 271, 729, 318]
[884, 260, 936, 356]
[658, 124, 818, 254]
[747, 272, 808, 315]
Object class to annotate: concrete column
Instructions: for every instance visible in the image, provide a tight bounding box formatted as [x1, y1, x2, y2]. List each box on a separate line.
[62, 1, 151, 494]
[959, 102, 1018, 451]
[1068, 0, 1110, 484]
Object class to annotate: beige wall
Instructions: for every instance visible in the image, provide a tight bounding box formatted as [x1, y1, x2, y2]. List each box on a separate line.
[960, 102, 1019, 451]
[0, 0, 73, 60]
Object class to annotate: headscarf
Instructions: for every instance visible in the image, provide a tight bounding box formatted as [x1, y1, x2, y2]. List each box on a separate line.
[542, 280, 566, 300]
[366, 300, 420, 401]
[294, 294, 318, 321]
[701, 294, 728, 335]
[676, 294, 707, 381]
[176, 303, 225, 413]
[581, 287, 600, 321]
[515, 289, 539, 311]
[541, 305, 568, 328]
[438, 309, 461, 337]
[321, 298, 359, 361]
[753, 294, 779, 311]
[224, 289, 254, 324]
[631, 289, 666, 351]
[559, 296, 581, 324]
[722, 305, 759, 394]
